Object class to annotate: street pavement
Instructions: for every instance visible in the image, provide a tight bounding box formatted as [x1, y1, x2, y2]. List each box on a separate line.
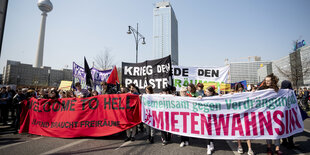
[0, 119, 310, 155]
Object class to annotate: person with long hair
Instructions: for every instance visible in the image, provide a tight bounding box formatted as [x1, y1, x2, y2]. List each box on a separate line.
[234, 83, 254, 155]
[65, 90, 75, 98]
[74, 82, 89, 98]
[258, 73, 279, 92]
[187, 83, 198, 97]
[258, 73, 282, 155]
[49, 89, 59, 99]
[129, 83, 141, 95]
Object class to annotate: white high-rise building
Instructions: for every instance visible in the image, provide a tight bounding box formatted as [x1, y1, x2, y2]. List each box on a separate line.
[153, 2, 178, 65]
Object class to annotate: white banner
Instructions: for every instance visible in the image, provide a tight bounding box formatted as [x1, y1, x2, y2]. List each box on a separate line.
[172, 65, 230, 91]
[141, 89, 304, 139]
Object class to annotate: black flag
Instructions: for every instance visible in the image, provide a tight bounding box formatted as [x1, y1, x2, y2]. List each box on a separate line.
[84, 57, 93, 88]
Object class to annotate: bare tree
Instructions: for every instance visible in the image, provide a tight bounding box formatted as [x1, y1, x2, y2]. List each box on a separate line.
[274, 49, 310, 89]
[94, 48, 114, 70]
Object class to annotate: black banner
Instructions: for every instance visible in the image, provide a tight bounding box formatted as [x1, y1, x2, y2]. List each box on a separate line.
[122, 55, 172, 93]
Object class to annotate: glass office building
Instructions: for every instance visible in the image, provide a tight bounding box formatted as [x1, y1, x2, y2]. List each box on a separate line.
[271, 56, 291, 85]
[300, 45, 310, 85]
[153, 2, 178, 65]
[257, 45, 310, 87]
[230, 61, 271, 85]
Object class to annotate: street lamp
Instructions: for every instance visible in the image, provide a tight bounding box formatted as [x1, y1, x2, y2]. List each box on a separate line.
[127, 23, 146, 63]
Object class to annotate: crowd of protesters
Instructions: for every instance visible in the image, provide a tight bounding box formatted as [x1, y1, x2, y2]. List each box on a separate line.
[119, 73, 309, 155]
[1, 73, 310, 155]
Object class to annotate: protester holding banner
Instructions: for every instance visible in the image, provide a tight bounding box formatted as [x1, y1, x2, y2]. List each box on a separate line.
[38, 89, 48, 99]
[100, 81, 109, 95]
[74, 82, 89, 98]
[120, 86, 129, 94]
[234, 83, 254, 155]
[179, 86, 190, 148]
[280, 80, 296, 150]
[129, 83, 144, 133]
[170, 85, 178, 96]
[129, 83, 140, 95]
[144, 85, 155, 144]
[162, 87, 171, 95]
[124, 83, 139, 142]
[258, 73, 279, 92]
[65, 90, 75, 98]
[59, 90, 66, 98]
[196, 83, 204, 97]
[12, 88, 26, 133]
[49, 89, 59, 99]
[87, 88, 92, 97]
[204, 86, 217, 155]
[187, 84, 198, 97]
[160, 87, 172, 145]
[258, 74, 283, 155]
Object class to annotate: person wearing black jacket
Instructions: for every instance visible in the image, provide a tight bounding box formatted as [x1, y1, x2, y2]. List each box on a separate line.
[160, 87, 172, 145]
[302, 87, 309, 111]
[13, 88, 26, 133]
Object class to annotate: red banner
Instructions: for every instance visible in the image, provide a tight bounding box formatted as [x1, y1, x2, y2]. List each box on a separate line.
[20, 94, 141, 138]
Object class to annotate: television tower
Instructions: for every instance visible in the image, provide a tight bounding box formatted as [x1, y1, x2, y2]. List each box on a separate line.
[35, 0, 53, 68]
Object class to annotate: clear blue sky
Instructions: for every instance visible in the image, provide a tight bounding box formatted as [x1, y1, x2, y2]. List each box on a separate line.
[1, 0, 310, 73]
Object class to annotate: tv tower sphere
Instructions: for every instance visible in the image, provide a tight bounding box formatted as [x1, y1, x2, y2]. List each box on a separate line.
[38, 0, 53, 13]
[35, 0, 53, 68]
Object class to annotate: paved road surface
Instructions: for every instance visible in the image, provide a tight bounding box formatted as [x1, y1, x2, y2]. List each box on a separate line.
[0, 119, 310, 155]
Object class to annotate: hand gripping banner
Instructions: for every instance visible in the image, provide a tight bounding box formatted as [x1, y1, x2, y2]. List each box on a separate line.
[141, 89, 304, 139]
[19, 94, 141, 138]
